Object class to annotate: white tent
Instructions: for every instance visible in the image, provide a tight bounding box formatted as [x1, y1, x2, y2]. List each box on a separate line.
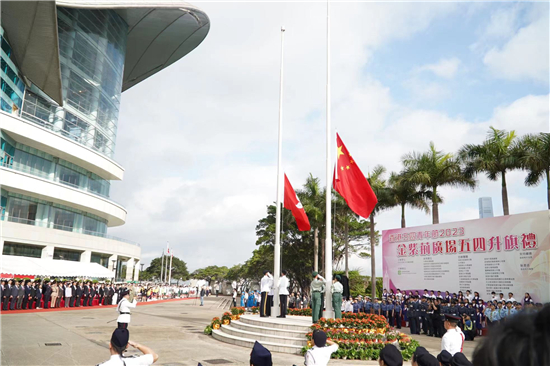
[1, 255, 114, 278]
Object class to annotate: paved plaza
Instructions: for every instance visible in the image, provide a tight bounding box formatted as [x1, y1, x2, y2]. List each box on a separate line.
[1, 297, 478, 366]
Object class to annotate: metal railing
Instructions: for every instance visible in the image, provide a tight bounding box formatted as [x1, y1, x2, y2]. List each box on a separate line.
[1, 213, 140, 247]
[0, 161, 121, 205]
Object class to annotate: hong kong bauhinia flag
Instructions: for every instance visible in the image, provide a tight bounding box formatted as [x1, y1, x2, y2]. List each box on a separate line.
[284, 174, 311, 231]
[333, 133, 378, 219]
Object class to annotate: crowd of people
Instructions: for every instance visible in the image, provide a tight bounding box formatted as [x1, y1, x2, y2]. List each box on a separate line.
[340, 288, 545, 340]
[0, 279, 201, 311]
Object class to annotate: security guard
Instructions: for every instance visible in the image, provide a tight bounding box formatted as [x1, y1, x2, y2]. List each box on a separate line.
[372, 298, 381, 316]
[409, 297, 419, 334]
[310, 272, 325, 323]
[425, 299, 434, 336]
[394, 300, 402, 329]
[364, 297, 372, 314]
[387, 300, 394, 327]
[331, 275, 343, 319]
[420, 298, 428, 334]
[116, 290, 137, 329]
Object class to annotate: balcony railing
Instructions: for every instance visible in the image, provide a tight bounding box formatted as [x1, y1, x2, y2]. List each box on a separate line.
[1, 213, 140, 247]
[0, 161, 121, 205]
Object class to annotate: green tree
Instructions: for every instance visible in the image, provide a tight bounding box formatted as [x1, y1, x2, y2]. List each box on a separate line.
[403, 142, 476, 224]
[517, 132, 550, 209]
[298, 174, 325, 272]
[191, 265, 229, 282]
[366, 165, 397, 299]
[144, 256, 189, 281]
[459, 127, 519, 215]
[388, 172, 431, 228]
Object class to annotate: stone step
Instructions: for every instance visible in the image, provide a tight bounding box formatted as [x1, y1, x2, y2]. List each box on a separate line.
[212, 328, 304, 355]
[221, 324, 308, 347]
[231, 320, 308, 337]
[239, 315, 312, 333]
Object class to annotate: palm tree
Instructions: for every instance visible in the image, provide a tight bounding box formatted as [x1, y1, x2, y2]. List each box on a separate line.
[403, 142, 476, 224]
[459, 127, 519, 215]
[366, 165, 397, 299]
[298, 174, 325, 272]
[517, 132, 550, 209]
[388, 172, 431, 228]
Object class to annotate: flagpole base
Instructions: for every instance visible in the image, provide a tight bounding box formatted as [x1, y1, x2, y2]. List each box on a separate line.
[323, 310, 335, 319]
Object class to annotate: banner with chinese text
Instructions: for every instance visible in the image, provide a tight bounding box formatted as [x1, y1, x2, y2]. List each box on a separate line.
[382, 210, 550, 302]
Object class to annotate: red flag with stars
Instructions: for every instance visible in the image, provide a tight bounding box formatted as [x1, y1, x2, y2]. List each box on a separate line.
[333, 133, 378, 219]
[284, 174, 311, 231]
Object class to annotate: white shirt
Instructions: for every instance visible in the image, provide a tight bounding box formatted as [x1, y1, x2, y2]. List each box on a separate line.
[260, 274, 273, 293]
[508, 297, 516, 303]
[441, 326, 465, 356]
[98, 354, 154, 366]
[117, 298, 137, 323]
[65, 286, 72, 297]
[305, 344, 339, 366]
[466, 294, 474, 302]
[278, 276, 289, 295]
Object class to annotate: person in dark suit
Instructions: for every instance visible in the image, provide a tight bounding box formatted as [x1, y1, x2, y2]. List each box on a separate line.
[98, 284, 105, 306]
[29, 283, 36, 309]
[25, 281, 34, 309]
[33, 281, 42, 309]
[107, 284, 115, 305]
[75, 283, 83, 306]
[16, 281, 25, 309]
[43, 281, 52, 309]
[89, 284, 96, 306]
[10, 280, 19, 310]
[117, 285, 124, 304]
[70, 282, 77, 307]
[1, 280, 8, 310]
[82, 282, 89, 306]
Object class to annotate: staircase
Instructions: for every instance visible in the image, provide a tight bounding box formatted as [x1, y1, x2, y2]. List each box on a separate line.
[212, 314, 310, 354]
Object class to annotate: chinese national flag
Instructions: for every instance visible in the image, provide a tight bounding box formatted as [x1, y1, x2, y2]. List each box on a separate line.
[333, 133, 378, 219]
[284, 174, 311, 231]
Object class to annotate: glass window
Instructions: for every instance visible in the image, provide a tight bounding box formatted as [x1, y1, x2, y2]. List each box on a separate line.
[3, 242, 43, 258]
[88, 174, 110, 197]
[1, 36, 11, 57]
[57, 164, 83, 188]
[91, 252, 110, 267]
[53, 247, 81, 261]
[52, 207, 76, 231]
[83, 215, 106, 234]
[8, 198, 37, 224]
[12, 149, 52, 176]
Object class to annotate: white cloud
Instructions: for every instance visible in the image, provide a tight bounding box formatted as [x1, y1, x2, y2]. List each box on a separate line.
[418, 57, 462, 79]
[483, 10, 549, 83]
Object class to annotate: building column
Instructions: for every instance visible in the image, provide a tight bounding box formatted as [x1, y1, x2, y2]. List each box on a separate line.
[42, 245, 55, 259]
[125, 258, 135, 282]
[133, 260, 140, 281]
[81, 250, 91, 263]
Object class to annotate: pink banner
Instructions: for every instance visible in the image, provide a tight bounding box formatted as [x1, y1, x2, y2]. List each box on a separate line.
[382, 210, 550, 303]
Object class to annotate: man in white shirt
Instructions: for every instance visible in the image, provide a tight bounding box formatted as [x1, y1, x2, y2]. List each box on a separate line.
[64, 284, 72, 308]
[260, 271, 273, 317]
[117, 290, 137, 329]
[465, 290, 474, 302]
[507, 292, 516, 303]
[441, 314, 464, 356]
[305, 330, 338, 366]
[97, 328, 158, 366]
[277, 270, 290, 318]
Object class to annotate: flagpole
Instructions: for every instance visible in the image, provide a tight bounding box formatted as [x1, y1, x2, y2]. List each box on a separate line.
[168, 251, 173, 285]
[324, 0, 334, 318]
[273, 26, 285, 317]
[165, 242, 170, 283]
[160, 249, 164, 283]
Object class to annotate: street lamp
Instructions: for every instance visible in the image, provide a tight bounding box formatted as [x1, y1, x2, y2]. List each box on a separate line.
[112, 259, 117, 282]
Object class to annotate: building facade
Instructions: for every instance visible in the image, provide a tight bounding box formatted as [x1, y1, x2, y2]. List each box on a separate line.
[0, 1, 209, 281]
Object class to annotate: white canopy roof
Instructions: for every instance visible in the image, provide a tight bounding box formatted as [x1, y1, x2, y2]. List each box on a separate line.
[1, 255, 114, 278]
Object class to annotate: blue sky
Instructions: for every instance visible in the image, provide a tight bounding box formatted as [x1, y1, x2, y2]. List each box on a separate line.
[109, 1, 549, 275]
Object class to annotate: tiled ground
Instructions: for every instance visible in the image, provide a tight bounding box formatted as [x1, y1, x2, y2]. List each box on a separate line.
[0, 297, 479, 366]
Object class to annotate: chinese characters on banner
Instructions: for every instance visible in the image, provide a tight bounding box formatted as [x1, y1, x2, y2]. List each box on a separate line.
[382, 210, 550, 303]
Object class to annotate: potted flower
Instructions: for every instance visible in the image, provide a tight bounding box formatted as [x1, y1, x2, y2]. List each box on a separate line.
[222, 312, 232, 325]
[211, 317, 221, 330]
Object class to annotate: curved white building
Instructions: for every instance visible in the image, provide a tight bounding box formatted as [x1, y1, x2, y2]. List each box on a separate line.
[0, 1, 209, 281]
